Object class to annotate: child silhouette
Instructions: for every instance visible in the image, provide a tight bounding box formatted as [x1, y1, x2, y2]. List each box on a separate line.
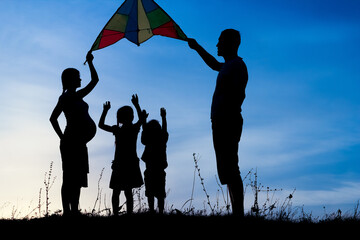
[141, 108, 168, 214]
[98, 94, 147, 215]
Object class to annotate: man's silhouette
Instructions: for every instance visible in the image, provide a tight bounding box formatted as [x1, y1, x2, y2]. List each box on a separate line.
[188, 29, 248, 216]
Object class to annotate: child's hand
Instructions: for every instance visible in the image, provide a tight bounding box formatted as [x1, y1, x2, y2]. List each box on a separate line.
[131, 94, 139, 106]
[140, 110, 149, 122]
[160, 108, 166, 118]
[103, 101, 111, 111]
[143, 110, 149, 119]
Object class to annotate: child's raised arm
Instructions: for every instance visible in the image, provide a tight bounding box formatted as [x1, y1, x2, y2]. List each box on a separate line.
[98, 101, 113, 132]
[131, 94, 142, 117]
[131, 94, 148, 125]
[160, 108, 167, 132]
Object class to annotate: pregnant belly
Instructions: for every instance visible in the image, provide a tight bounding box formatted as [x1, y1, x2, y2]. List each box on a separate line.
[83, 118, 96, 143]
[65, 117, 97, 143]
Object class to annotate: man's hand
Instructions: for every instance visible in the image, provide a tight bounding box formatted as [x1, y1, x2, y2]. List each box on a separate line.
[187, 38, 199, 50]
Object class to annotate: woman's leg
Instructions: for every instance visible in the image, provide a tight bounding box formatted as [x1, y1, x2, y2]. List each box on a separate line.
[61, 183, 71, 216]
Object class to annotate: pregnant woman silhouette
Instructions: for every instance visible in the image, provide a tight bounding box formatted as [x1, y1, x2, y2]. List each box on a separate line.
[50, 52, 99, 216]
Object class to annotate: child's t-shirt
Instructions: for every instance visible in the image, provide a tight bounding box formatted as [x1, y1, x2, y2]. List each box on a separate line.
[112, 124, 140, 169]
[141, 129, 169, 170]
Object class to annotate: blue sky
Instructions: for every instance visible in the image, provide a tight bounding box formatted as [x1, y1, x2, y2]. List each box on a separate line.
[0, 0, 359, 218]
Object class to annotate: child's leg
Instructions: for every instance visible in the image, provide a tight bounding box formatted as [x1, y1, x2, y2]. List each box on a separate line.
[124, 189, 133, 214]
[147, 196, 155, 213]
[70, 186, 81, 214]
[112, 189, 121, 216]
[158, 197, 165, 214]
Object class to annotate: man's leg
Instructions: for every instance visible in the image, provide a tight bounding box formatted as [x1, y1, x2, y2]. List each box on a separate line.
[212, 116, 243, 216]
[228, 175, 244, 217]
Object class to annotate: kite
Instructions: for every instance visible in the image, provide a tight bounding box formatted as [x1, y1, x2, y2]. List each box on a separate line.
[89, 0, 187, 51]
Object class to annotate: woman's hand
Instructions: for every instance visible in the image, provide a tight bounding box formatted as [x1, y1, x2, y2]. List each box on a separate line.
[86, 51, 94, 63]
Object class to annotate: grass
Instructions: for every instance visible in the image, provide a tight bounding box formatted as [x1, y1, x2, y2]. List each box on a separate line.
[0, 155, 359, 236]
[0, 212, 359, 238]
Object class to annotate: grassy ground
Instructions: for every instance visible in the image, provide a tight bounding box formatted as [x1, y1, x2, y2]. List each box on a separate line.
[1, 213, 358, 238]
[1, 160, 358, 237]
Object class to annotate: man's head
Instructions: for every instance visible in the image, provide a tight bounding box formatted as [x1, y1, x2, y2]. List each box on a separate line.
[217, 29, 241, 57]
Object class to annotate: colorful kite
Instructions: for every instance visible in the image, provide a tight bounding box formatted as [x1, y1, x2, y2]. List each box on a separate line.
[89, 0, 187, 51]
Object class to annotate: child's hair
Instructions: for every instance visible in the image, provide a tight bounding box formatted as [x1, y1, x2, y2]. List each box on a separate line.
[61, 68, 79, 93]
[117, 106, 134, 125]
[143, 120, 161, 138]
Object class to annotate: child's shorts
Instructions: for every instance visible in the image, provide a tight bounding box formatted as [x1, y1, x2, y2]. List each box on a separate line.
[144, 169, 166, 198]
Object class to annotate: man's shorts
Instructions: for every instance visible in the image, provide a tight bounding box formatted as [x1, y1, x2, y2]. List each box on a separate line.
[212, 115, 243, 185]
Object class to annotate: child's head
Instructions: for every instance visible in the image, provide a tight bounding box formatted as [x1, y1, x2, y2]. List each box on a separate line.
[117, 106, 134, 125]
[143, 120, 161, 136]
[61, 68, 81, 93]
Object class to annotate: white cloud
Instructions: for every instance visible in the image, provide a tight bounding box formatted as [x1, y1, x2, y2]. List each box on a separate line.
[292, 181, 360, 206]
[239, 115, 360, 170]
